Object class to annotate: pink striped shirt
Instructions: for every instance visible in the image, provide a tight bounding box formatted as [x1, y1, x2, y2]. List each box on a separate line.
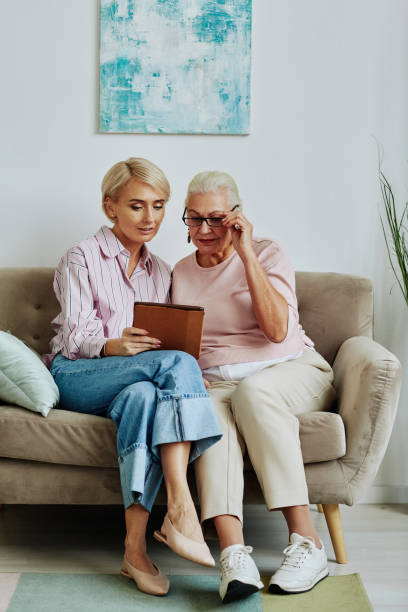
[43, 226, 171, 366]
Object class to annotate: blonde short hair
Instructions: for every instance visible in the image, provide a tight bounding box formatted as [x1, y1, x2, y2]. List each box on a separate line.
[185, 171, 242, 209]
[101, 157, 171, 218]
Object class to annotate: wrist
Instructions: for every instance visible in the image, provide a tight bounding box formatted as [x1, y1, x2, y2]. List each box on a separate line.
[240, 246, 257, 266]
[103, 339, 115, 356]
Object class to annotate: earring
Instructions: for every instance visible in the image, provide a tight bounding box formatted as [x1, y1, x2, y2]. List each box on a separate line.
[187, 231, 191, 243]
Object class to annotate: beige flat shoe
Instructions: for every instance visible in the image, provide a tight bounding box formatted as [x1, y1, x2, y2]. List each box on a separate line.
[120, 556, 169, 596]
[153, 513, 215, 567]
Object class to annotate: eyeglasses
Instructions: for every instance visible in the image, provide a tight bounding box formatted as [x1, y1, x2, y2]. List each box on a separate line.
[182, 205, 239, 227]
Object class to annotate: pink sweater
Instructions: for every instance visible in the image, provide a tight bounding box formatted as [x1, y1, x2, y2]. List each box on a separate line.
[171, 238, 313, 370]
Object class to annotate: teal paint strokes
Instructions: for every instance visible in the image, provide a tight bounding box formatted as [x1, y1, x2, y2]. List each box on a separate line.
[156, 0, 182, 21]
[192, 3, 237, 44]
[99, 0, 252, 134]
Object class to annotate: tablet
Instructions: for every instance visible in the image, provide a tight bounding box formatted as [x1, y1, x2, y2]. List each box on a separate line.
[133, 302, 204, 359]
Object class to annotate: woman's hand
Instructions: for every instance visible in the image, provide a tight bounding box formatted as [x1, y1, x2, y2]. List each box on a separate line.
[202, 376, 211, 390]
[103, 327, 161, 357]
[221, 209, 254, 261]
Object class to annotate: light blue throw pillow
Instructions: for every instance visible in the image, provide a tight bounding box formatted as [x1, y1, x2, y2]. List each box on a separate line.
[0, 331, 59, 417]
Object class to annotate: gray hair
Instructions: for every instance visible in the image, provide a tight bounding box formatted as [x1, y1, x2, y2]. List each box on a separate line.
[185, 171, 242, 209]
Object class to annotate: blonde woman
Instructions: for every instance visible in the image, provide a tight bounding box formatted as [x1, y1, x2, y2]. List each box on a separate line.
[172, 171, 336, 604]
[44, 158, 222, 596]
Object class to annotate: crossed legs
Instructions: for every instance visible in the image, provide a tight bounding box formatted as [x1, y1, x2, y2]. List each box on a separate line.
[51, 350, 222, 579]
[125, 440, 204, 575]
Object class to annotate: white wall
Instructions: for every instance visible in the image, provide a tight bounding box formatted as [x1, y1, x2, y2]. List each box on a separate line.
[1, 0, 407, 499]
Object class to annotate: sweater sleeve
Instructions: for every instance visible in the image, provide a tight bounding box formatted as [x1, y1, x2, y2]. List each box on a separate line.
[52, 248, 106, 359]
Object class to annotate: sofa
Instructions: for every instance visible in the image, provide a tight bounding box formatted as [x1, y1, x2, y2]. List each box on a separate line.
[0, 268, 402, 563]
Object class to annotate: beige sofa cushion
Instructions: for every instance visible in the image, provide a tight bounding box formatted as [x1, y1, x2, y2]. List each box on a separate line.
[297, 411, 346, 464]
[0, 405, 117, 468]
[296, 272, 373, 364]
[0, 404, 346, 468]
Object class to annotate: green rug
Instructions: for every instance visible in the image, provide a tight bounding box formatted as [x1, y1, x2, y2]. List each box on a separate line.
[261, 574, 373, 611]
[6, 572, 372, 611]
[7, 574, 261, 611]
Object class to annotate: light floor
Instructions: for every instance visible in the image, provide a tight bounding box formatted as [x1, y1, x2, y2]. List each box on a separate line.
[0, 503, 407, 611]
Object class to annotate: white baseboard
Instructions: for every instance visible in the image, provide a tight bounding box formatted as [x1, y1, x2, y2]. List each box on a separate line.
[360, 485, 408, 503]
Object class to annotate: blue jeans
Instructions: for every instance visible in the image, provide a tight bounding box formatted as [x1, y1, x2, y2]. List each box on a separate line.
[50, 350, 222, 511]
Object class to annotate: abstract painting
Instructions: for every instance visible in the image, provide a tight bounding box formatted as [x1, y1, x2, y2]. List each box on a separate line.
[99, 0, 252, 134]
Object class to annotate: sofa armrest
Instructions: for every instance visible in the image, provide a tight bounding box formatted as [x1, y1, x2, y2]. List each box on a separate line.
[332, 336, 402, 503]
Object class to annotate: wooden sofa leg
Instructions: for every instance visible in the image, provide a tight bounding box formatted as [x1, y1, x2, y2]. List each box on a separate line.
[317, 504, 324, 513]
[322, 503, 347, 564]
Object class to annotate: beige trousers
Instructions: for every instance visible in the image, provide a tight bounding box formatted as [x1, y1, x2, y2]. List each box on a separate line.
[195, 348, 335, 523]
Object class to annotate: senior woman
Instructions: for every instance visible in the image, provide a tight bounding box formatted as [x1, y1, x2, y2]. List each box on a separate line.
[43, 158, 222, 597]
[172, 171, 336, 604]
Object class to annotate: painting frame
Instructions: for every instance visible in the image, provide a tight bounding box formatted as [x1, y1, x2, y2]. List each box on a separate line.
[99, 0, 252, 135]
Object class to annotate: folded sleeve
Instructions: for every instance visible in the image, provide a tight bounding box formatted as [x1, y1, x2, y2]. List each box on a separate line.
[52, 249, 106, 359]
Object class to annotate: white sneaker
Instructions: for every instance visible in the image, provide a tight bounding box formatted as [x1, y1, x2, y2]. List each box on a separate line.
[268, 533, 329, 593]
[219, 544, 264, 604]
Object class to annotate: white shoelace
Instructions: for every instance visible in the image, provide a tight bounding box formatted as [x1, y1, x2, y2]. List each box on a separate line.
[281, 537, 315, 569]
[220, 545, 254, 576]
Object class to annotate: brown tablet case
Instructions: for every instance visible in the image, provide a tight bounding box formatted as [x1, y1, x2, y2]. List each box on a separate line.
[133, 302, 205, 359]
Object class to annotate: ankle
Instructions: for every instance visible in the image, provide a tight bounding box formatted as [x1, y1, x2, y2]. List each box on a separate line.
[215, 515, 244, 551]
[219, 535, 244, 551]
[289, 531, 322, 549]
[167, 486, 193, 509]
[165, 504, 204, 543]
[125, 534, 147, 553]
[167, 497, 196, 517]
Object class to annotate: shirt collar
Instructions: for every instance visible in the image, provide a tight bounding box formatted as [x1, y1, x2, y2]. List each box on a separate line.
[95, 226, 153, 274]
